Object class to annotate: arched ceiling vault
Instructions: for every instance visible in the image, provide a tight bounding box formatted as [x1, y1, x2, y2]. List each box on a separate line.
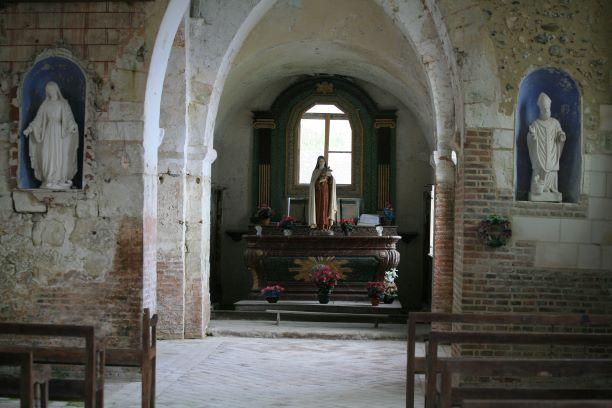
[215, 0, 457, 151]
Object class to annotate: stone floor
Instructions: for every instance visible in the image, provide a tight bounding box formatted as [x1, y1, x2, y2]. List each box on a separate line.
[0, 323, 429, 407]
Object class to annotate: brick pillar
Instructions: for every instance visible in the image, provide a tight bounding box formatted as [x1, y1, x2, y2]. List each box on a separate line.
[432, 150, 455, 314]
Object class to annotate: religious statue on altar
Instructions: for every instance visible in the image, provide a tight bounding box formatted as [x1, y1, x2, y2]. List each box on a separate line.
[527, 92, 566, 202]
[23, 81, 79, 190]
[308, 156, 337, 229]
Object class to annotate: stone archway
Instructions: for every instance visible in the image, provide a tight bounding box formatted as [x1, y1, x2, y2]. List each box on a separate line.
[151, 0, 467, 337]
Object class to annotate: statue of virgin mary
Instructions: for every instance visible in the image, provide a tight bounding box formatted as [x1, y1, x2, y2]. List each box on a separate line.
[308, 156, 337, 229]
[23, 81, 79, 190]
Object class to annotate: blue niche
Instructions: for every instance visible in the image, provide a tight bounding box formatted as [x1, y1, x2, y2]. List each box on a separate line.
[515, 68, 581, 203]
[19, 56, 86, 189]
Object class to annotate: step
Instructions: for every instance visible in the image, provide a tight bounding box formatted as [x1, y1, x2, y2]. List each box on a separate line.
[211, 310, 408, 324]
[233, 300, 403, 315]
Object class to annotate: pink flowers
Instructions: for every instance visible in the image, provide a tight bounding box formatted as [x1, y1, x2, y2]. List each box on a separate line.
[313, 265, 342, 291]
[260, 285, 285, 297]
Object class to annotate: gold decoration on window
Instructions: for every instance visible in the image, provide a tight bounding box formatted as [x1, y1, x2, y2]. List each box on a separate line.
[253, 118, 276, 129]
[374, 118, 396, 129]
[315, 82, 334, 94]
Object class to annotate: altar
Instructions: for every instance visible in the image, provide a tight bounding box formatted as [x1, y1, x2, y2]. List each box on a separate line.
[243, 226, 401, 300]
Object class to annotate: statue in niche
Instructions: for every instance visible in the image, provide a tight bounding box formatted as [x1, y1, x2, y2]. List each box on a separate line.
[24, 81, 79, 190]
[527, 92, 566, 202]
[308, 156, 337, 229]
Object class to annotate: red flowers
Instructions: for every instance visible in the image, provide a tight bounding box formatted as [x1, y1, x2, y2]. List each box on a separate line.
[366, 281, 385, 298]
[313, 265, 342, 291]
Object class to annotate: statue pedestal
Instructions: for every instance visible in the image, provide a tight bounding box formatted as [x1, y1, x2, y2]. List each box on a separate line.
[529, 191, 562, 202]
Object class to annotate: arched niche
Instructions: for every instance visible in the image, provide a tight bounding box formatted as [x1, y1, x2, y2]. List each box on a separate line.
[515, 67, 581, 203]
[253, 77, 396, 215]
[19, 50, 89, 190]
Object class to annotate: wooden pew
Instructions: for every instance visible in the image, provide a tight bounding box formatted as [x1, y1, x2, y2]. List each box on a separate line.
[425, 331, 612, 408]
[0, 350, 34, 408]
[0, 322, 99, 408]
[406, 312, 612, 408]
[0, 309, 157, 408]
[103, 308, 158, 408]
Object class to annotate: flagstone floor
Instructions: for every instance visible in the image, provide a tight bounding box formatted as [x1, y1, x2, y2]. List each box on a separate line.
[1, 334, 427, 407]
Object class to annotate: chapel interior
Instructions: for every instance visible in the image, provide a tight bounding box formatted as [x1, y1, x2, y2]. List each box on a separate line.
[0, 0, 611, 407]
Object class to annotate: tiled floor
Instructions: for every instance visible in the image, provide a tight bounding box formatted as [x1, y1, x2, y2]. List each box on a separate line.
[0, 336, 427, 407]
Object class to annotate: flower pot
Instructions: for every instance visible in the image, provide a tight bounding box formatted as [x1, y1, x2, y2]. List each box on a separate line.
[370, 296, 380, 306]
[383, 296, 395, 304]
[266, 297, 279, 303]
[318, 291, 330, 304]
[261, 218, 271, 226]
[283, 229, 292, 237]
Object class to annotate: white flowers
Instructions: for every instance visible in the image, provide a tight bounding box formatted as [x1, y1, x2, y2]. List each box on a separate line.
[384, 268, 398, 284]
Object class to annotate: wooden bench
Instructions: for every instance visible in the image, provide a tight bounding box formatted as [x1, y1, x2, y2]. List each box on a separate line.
[425, 330, 612, 408]
[406, 312, 612, 408]
[0, 322, 100, 408]
[43, 309, 157, 408]
[103, 308, 158, 408]
[0, 309, 158, 408]
[0, 350, 36, 408]
[266, 309, 389, 327]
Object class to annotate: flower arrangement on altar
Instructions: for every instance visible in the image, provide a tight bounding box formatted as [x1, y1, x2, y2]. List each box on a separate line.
[338, 218, 356, 235]
[280, 216, 297, 230]
[382, 268, 399, 304]
[312, 264, 342, 304]
[260, 285, 285, 303]
[253, 204, 274, 225]
[313, 265, 342, 291]
[366, 281, 385, 306]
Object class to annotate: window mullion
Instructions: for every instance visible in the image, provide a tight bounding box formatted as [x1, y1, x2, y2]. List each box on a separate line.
[324, 113, 330, 162]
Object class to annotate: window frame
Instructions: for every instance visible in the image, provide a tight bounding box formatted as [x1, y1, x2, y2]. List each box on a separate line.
[285, 96, 363, 199]
[298, 109, 352, 185]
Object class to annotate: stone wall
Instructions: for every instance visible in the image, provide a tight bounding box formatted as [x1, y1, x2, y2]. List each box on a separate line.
[441, 0, 612, 322]
[0, 1, 167, 347]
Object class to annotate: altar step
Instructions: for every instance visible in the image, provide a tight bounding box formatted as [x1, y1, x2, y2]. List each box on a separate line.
[211, 300, 407, 324]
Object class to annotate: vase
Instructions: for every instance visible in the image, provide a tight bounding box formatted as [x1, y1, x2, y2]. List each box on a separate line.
[261, 218, 271, 226]
[266, 297, 279, 303]
[318, 290, 330, 304]
[283, 229, 292, 236]
[383, 296, 394, 304]
[370, 296, 380, 306]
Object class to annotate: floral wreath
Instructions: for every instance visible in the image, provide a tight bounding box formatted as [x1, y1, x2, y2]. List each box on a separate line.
[477, 215, 512, 247]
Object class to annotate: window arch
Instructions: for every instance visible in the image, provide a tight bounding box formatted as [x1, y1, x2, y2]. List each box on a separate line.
[285, 95, 364, 199]
[252, 77, 395, 216]
[298, 104, 353, 185]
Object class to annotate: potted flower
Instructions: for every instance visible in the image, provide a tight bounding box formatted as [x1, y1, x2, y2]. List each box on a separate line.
[382, 268, 399, 304]
[260, 285, 285, 303]
[339, 218, 355, 236]
[280, 216, 296, 236]
[312, 265, 342, 304]
[477, 214, 512, 247]
[254, 204, 274, 226]
[366, 281, 385, 306]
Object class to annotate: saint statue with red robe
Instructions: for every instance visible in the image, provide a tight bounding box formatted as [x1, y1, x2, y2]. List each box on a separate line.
[308, 156, 337, 229]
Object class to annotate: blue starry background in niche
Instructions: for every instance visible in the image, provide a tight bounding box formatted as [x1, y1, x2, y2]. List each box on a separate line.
[515, 67, 581, 203]
[19, 56, 85, 189]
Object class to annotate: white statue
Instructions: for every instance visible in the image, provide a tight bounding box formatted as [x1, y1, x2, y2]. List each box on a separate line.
[527, 92, 566, 202]
[308, 155, 337, 229]
[24, 81, 79, 190]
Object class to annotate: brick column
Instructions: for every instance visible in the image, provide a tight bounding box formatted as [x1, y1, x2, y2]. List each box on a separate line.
[432, 150, 455, 314]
